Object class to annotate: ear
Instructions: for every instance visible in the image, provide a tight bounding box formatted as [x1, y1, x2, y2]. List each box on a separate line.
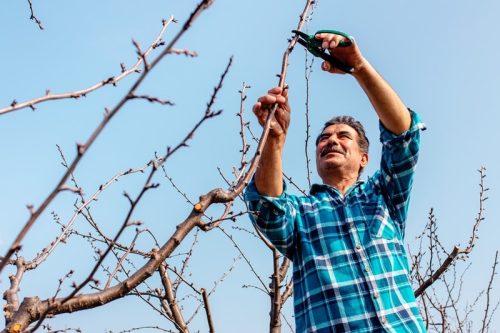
[360, 152, 369, 168]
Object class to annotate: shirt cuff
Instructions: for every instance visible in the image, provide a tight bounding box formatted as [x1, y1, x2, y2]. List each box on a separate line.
[379, 109, 426, 146]
[244, 177, 289, 214]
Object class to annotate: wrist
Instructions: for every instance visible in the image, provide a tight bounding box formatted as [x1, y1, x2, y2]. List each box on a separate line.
[351, 57, 371, 77]
[266, 134, 286, 151]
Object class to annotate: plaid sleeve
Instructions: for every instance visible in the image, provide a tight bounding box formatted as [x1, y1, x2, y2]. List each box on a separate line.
[244, 178, 299, 259]
[378, 110, 425, 226]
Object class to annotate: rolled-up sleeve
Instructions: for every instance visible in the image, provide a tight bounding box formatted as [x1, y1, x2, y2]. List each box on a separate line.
[378, 110, 425, 226]
[244, 179, 299, 259]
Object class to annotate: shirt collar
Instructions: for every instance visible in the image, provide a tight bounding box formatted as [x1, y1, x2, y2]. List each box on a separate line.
[310, 180, 365, 197]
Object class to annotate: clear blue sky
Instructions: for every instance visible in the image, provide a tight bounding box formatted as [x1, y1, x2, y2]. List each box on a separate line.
[1, 0, 499, 332]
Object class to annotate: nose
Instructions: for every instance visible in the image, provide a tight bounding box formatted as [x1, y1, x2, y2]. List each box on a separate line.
[327, 134, 339, 146]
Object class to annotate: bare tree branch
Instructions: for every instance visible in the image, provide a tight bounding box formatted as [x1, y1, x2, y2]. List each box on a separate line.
[0, 4, 211, 276]
[159, 264, 189, 333]
[2, 2, 222, 332]
[414, 167, 488, 298]
[0, 17, 175, 116]
[201, 288, 215, 333]
[2, 257, 27, 324]
[26, 155, 155, 270]
[26, 53, 229, 332]
[26, 0, 43, 30]
[270, 250, 283, 333]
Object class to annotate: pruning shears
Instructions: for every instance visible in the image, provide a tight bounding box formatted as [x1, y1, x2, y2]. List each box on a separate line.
[292, 29, 354, 74]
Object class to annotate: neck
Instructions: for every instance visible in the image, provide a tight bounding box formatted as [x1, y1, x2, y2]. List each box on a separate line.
[321, 173, 359, 195]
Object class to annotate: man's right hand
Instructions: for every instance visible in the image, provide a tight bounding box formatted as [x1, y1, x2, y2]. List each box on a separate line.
[252, 86, 291, 142]
[252, 86, 291, 197]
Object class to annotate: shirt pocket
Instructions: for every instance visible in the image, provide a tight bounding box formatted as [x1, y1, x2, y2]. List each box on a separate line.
[362, 202, 396, 241]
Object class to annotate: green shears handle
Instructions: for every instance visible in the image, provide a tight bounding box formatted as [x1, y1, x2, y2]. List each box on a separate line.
[315, 29, 354, 48]
[292, 29, 354, 73]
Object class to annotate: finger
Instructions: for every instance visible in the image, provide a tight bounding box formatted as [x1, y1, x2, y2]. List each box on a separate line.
[316, 33, 350, 49]
[252, 105, 268, 126]
[275, 108, 290, 130]
[327, 36, 347, 49]
[252, 102, 265, 119]
[252, 102, 261, 115]
[268, 86, 282, 95]
[282, 85, 289, 98]
[321, 61, 346, 75]
[258, 94, 286, 105]
[315, 33, 331, 40]
[321, 61, 332, 72]
[271, 85, 289, 102]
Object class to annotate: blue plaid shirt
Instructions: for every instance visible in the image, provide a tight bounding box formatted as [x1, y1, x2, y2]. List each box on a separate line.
[245, 111, 427, 332]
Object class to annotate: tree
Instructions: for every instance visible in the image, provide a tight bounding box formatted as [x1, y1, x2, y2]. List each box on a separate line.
[1, 1, 498, 332]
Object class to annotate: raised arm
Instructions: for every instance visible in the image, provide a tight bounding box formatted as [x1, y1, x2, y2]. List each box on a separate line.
[252, 87, 291, 197]
[315, 32, 411, 135]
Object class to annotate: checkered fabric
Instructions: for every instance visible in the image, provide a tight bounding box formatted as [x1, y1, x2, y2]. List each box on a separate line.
[245, 111, 427, 332]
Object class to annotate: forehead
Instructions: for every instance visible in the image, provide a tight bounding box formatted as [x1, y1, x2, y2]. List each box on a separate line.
[320, 123, 358, 136]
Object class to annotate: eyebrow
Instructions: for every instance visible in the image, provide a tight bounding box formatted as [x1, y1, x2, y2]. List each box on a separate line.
[319, 130, 353, 138]
[337, 130, 353, 137]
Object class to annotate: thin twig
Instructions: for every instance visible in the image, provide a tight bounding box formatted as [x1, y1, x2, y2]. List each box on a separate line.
[117, 327, 175, 333]
[128, 93, 175, 106]
[302, 1, 317, 189]
[27, 0, 43, 30]
[186, 256, 240, 325]
[173, 229, 200, 295]
[480, 250, 498, 332]
[217, 226, 268, 293]
[0, 17, 174, 116]
[168, 48, 198, 57]
[304, 52, 314, 189]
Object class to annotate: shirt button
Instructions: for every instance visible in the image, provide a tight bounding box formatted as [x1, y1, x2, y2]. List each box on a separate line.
[365, 266, 371, 272]
[381, 316, 387, 324]
[356, 244, 361, 250]
[374, 292, 380, 299]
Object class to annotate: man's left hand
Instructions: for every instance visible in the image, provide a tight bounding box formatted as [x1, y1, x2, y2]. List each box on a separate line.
[315, 32, 367, 74]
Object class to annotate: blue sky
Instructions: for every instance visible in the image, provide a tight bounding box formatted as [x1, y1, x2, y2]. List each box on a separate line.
[1, 0, 499, 332]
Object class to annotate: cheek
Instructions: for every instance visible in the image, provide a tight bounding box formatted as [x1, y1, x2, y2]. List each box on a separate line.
[315, 145, 323, 157]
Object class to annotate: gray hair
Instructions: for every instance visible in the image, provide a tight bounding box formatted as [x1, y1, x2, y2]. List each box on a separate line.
[316, 115, 370, 175]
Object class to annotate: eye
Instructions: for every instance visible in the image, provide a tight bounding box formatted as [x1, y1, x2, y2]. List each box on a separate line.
[339, 133, 352, 140]
[318, 134, 329, 142]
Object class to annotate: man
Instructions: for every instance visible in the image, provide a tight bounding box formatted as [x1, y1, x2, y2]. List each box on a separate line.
[245, 32, 427, 332]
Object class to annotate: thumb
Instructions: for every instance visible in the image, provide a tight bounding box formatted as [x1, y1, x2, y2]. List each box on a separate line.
[321, 61, 331, 72]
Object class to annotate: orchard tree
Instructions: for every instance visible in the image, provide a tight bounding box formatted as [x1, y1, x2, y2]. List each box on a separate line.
[1, 1, 498, 333]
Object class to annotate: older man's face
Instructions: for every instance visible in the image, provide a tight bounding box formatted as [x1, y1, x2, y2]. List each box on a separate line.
[315, 124, 368, 180]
